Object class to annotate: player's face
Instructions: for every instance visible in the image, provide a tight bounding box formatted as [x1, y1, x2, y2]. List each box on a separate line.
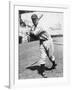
[32, 19, 38, 26]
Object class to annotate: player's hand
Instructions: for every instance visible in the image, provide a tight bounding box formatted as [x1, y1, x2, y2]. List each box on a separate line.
[30, 30, 33, 34]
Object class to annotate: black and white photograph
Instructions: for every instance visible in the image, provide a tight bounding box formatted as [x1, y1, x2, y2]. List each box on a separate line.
[18, 9, 63, 79]
[0, 0, 71, 89]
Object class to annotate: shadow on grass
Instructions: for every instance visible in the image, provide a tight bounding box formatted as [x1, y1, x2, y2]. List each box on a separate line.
[26, 65, 53, 78]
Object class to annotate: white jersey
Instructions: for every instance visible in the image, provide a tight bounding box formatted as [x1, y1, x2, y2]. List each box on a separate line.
[31, 25, 51, 41]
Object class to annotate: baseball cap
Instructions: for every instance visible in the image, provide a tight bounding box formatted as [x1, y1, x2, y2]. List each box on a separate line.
[31, 14, 38, 20]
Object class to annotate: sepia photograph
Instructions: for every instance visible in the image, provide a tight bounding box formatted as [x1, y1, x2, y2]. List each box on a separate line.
[18, 10, 63, 79]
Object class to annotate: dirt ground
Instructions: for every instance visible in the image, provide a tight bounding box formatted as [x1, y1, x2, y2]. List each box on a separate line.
[19, 37, 63, 79]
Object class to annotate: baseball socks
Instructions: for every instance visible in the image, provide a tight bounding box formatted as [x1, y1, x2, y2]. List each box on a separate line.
[49, 56, 57, 69]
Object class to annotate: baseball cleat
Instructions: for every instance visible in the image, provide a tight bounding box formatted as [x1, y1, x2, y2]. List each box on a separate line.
[51, 63, 57, 69]
[41, 73, 47, 78]
[38, 64, 48, 78]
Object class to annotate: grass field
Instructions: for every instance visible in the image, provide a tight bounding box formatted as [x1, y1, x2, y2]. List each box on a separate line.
[19, 37, 63, 79]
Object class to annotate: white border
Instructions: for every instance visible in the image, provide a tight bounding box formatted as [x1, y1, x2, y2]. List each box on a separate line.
[10, 1, 71, 89]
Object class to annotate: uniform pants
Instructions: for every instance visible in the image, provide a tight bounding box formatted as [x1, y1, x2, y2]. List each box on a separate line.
[39, 39, 55, 65]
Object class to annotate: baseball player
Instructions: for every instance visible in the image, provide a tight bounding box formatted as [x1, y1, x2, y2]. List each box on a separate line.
[30, 14, 57, 78]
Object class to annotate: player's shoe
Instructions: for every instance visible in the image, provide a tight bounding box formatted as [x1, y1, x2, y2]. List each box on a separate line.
[41, 72, 47, 78]
[38, 64, 47, 78]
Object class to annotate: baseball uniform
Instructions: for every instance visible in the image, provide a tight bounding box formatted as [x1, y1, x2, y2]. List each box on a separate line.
[31, 25, 55, 65]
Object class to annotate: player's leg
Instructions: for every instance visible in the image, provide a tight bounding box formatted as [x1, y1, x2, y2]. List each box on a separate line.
[38, 44, 47, 78]
[43, 39, 57, 69]
[48, 39, 57, 69]
[39, 44, 47, 65]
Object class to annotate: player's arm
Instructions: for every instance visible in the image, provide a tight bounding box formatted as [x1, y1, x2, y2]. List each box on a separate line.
[30, 30, 34, 35]
[29, 29, 38, 39]
[31, 27, 40, 36]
